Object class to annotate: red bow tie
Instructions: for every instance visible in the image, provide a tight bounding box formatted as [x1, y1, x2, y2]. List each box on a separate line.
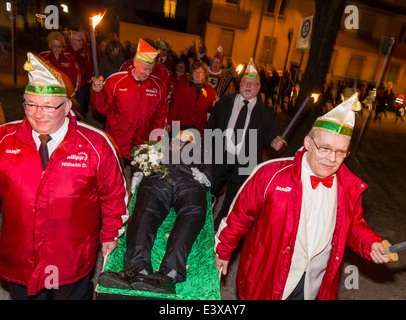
[310, 175, 334, 189]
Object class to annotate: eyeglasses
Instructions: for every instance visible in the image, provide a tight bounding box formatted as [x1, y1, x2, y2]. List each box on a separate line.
[240, 81, 260, 87]
[308, 135, 349, 158]
[23, 101, 66, 114]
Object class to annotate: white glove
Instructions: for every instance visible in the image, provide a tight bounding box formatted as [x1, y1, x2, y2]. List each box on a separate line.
[131, 172, 143, 194]
[191, 167, 211, 187]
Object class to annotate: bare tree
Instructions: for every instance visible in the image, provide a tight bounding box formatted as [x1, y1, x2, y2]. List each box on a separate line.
[287, 0, 346, 147]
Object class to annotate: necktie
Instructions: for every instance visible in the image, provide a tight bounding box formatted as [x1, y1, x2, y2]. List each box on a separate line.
[310, 175, 334, 189]
[39, 134, 52, 170]
[233, 100, 249, 145]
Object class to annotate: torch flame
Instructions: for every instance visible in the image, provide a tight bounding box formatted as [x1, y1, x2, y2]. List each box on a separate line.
[236, 64, 244, 74]
[91, 10, 106, 29]
[311, 93, 320, 103]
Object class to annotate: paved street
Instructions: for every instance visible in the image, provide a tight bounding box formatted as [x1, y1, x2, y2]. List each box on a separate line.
[0, 88, 405, 299]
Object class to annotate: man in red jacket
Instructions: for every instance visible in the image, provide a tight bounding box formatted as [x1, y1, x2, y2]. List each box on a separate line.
[65, 29, 93, 118]
[0, 52, 128, 300]
[91, 38, 168, 164]
[214, 93, 390, 300]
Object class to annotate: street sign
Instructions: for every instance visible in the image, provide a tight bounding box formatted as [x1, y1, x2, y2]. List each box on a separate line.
[297, 15, 313, 50]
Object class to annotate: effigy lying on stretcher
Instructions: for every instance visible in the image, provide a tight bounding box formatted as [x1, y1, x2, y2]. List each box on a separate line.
[95, 190, 221, 300]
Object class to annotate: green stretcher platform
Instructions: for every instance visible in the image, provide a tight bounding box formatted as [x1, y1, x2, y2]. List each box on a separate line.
[95, 191, 221, 300]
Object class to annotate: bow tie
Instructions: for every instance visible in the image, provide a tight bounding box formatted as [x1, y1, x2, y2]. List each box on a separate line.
[310, 175, 334, 189]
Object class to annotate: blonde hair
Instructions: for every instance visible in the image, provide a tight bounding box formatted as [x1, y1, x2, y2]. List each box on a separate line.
[47, 31, 65, 47]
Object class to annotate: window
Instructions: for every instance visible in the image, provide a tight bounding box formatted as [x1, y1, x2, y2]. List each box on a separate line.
[346, 54, 365, 79]
[163, 0, 177, 19]
[259, 36, 277, 65]
[385, 63, 401, 84]
[357, 12, 375, 38]
[219, 28, 235, 57]
[266, 0, 287, 17]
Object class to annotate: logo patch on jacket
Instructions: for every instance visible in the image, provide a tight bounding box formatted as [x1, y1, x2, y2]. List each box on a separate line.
[276, 186, 292, 192]
[145, 88, 157, 97]
[6, 149, 21, 154]
[62, 152, 88, 168]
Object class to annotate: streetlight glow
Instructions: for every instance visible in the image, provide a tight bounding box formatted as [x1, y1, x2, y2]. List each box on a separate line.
[61, 4, 68, 13]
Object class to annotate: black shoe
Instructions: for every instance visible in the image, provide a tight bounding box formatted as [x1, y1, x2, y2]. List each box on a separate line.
[97, 268, 146, 290]
[130, 270, 176, 294]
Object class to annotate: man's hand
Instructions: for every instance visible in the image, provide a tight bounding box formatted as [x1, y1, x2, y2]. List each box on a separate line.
[131, 172, 143, 194]
[215, 255, 229, 276]
[370, 242, 391, 264]
[191, 167, 211, 187]
[102, 241, 118, 257]
[92, 76, 104, 92]
[271, 136, 287, 152]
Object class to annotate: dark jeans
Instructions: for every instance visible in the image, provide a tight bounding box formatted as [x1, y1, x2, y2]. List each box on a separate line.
[212, 156, 250, 228]
[76, 83, 91, 118]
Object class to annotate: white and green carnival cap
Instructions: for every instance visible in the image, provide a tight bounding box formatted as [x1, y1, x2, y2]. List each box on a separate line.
[158, 38, 170, 51]
[242, 58, 260, 82]
[24, 52, 67, 97]
[312, 92, 361, 138]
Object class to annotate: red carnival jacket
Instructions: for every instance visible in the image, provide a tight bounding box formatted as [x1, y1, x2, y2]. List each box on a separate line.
[64, 44, 93, 89]
[39, 51, 81, 95]
[91, 70, 168, 158]
[119, 59, 172, 104]
[0, 114, 128, 295]
[168, 82, 216, 135]
[215, 148, 382, 300]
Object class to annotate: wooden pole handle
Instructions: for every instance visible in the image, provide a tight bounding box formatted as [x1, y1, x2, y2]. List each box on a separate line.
[382, 240, 399, 262]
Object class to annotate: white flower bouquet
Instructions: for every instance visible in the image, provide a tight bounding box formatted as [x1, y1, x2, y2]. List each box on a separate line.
[130, 141, 169, 178]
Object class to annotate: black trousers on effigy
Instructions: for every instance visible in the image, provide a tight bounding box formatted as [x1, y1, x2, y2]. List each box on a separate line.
[124, 169, 207, 283]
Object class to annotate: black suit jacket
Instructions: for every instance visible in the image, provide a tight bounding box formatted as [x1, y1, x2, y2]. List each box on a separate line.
[204, 92, 281, 168]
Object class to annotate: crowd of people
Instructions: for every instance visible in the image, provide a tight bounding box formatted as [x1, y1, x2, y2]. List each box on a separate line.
[318, 78, 398, 121]
[0, 27, 394, 300]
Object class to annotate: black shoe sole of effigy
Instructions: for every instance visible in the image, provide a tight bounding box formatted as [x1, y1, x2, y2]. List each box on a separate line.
[130, 280, 176, 295]
[97, 272, 133, 290]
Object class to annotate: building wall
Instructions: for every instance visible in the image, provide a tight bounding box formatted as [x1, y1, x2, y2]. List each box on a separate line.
[204, 0, 406, 93]
[204, 0, 315, 73]
[119, 21, 200, 57]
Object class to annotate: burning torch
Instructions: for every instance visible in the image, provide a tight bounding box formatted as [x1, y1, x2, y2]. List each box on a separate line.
[89, 10, 106, 79]
[280, 93, 320, 141]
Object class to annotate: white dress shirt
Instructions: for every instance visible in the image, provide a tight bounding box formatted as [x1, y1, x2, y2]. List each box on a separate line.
[282, 152, 337, 299]
[32, 117, 69, 157]
[301, 152, 337, 257]
[225, 94, 256, 155]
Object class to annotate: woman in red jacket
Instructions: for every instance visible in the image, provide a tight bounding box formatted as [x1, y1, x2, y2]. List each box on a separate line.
[168, 61, 216, 136]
